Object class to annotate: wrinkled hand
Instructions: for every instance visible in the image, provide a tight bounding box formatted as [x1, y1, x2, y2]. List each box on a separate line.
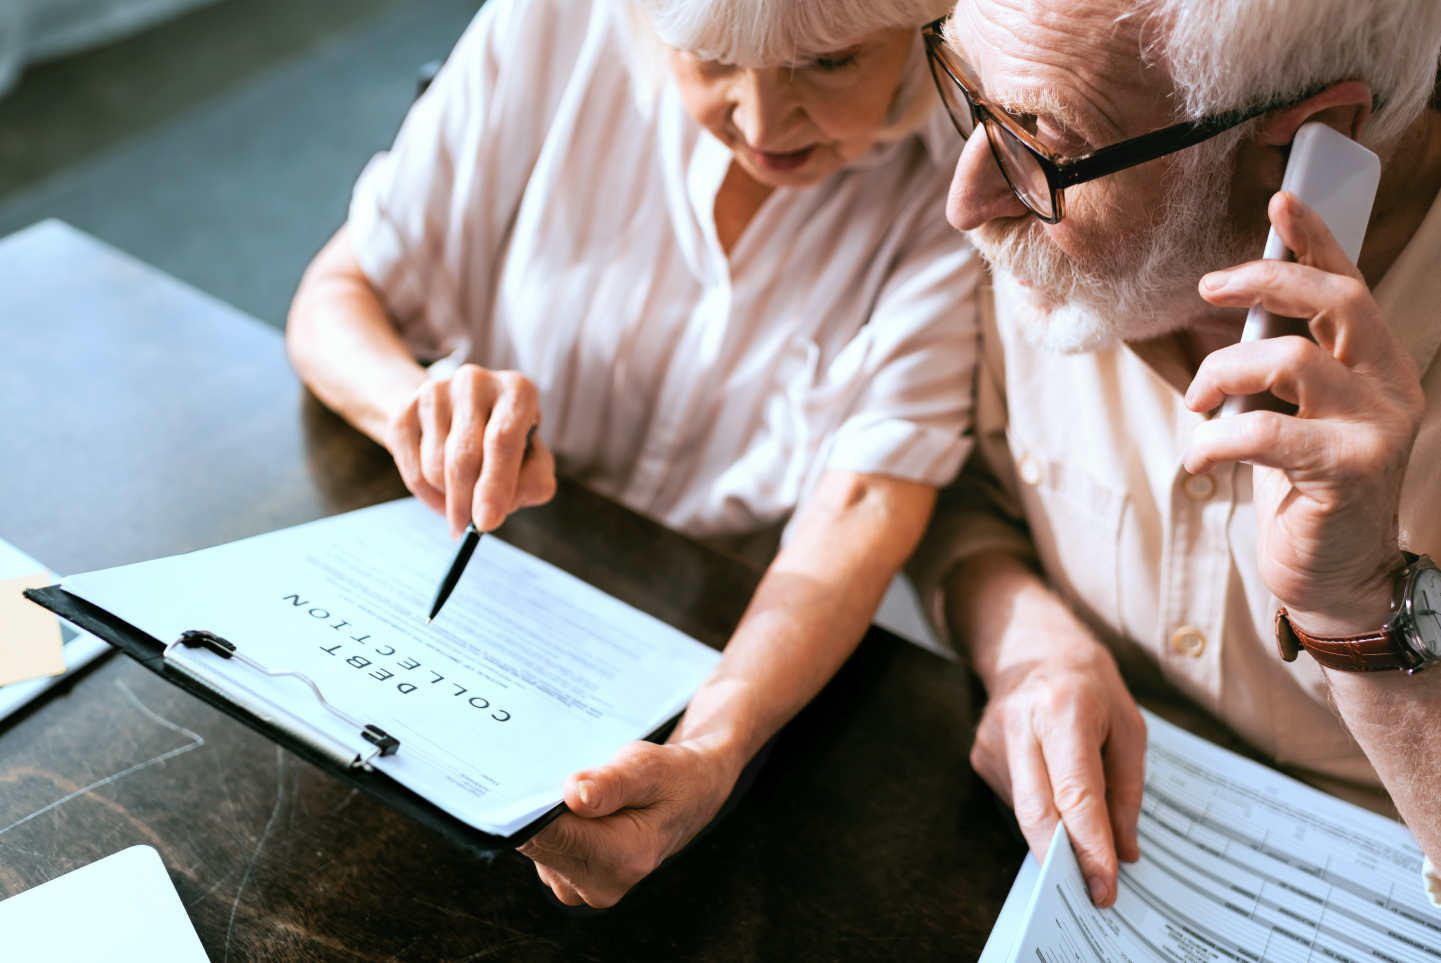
[971, 637, 1146, 908]
[517, 740, 736, 908]
[1185, 192, 1425, 634]
[385, 364, 557, 538]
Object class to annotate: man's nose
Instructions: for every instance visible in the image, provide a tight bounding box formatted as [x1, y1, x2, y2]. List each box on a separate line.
[730, 69, 801, 149]
[947, 126, 1029, 231]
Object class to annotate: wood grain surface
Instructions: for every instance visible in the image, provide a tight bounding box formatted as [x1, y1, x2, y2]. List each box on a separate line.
[0, 220, 1025, 961]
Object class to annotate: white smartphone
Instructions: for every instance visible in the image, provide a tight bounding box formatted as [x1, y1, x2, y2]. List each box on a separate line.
[1219, 121, 1381, 416]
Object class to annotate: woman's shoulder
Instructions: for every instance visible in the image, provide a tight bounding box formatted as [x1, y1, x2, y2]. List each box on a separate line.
[451, 0, 612, 86]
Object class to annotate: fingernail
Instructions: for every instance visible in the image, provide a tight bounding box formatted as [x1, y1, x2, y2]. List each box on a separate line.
[1291, 194, 1312, 216]
[1088, 876, 1107, 904]
[1200, 271, 1229, 292]
[577, 779, 596, 808]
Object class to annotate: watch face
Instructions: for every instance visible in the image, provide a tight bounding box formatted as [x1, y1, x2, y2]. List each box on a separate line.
[1412, 566, 1441, 659]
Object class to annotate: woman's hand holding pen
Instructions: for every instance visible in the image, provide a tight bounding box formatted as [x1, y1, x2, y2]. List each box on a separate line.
[386, 363, 558, 538]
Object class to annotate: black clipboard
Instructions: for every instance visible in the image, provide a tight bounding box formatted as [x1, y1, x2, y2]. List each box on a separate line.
[23, 584, 681, 857]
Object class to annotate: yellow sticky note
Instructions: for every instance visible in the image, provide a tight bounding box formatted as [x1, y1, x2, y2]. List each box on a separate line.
[0, 572, 67, 686]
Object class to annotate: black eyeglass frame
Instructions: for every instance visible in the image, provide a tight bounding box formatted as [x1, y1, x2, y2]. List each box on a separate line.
[921, 19, 1283, 224]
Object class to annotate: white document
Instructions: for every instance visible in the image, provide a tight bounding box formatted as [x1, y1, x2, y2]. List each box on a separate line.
[0, 845, 208, 963]
[987, 709, 1441, 963]
[64, 498, 723, 836]
[0, 536, 110, 722]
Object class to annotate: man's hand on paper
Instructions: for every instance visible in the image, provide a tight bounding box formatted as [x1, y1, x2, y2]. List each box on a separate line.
[1184, 191, 1424, 637]
[387, 364, 558, 540]
[947, 552, 1146, 908]
[518, 739, 735, 908]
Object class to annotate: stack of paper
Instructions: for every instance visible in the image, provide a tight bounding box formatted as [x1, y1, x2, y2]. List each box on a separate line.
[982, 710, 1441, 963]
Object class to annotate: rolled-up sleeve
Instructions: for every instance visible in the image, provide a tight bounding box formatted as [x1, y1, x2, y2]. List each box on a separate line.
[904, 276, 1036, 632]
[820, 204, 981, 488]
[347, 0, 587, 361]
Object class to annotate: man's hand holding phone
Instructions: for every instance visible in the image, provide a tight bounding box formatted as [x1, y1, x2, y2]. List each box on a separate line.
[1184, 191, 1424, 635]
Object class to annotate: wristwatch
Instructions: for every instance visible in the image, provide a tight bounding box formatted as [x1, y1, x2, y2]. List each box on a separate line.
[1276, 553, 1441, 673]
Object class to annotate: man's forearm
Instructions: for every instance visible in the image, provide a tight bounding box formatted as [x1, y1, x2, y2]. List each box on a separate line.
[1326, 668, 1441, 868]
[672, 472, 937, 779]
[945, 550, 1103, 690]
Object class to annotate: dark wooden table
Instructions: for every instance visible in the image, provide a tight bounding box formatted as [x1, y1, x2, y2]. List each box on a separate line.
[0, 220, 1025, 961]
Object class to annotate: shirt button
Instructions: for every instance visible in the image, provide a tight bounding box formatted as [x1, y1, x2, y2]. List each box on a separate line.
[1018, 453, 1044, 487]
[1182, 473, 1216, 500]
[1172, 625, 1207, 658]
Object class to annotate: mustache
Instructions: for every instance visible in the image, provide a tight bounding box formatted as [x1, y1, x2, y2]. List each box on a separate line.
[964, 216, 1135, 310]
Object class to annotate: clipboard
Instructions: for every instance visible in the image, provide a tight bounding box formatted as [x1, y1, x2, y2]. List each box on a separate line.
[23, 584, 682, 857]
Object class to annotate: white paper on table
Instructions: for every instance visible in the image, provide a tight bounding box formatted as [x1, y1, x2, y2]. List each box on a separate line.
[0, 845, 208, 963]
[987, 709, 1441, 963]
[63, 498, 722, 836]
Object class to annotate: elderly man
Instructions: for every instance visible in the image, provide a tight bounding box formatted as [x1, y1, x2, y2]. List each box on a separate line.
[918, 0, 1441, 909]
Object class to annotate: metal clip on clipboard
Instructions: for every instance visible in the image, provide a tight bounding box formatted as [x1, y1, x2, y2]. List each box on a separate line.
[163, 629, 400, 770]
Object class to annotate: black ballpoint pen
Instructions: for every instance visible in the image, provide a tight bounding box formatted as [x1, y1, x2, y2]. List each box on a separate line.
[426, 423, 536, 624]
[427, 520, 481, 623]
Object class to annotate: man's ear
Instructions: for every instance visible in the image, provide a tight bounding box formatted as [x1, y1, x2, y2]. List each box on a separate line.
[1255, 80, 1374, 146]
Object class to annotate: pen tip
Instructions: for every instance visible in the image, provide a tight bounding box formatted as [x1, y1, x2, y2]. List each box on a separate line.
[425, 617, 432, 625]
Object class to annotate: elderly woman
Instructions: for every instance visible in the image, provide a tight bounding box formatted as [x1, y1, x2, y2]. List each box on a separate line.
[286, 0, 974, 906]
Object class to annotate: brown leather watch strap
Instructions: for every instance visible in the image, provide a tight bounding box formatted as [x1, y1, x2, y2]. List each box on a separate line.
[1275, 607, 1410, 672]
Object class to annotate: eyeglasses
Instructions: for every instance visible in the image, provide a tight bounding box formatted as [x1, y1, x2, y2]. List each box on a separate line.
[922, 19, 1279, 224]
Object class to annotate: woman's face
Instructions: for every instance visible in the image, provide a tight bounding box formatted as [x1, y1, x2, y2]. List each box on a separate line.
[668, 28, 917, 189]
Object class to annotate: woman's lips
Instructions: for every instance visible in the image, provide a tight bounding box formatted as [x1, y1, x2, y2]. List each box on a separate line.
[746, 144, 815, 172]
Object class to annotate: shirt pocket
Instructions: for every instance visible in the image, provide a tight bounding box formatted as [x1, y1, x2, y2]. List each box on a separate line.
[1008, 434, 1128, 631]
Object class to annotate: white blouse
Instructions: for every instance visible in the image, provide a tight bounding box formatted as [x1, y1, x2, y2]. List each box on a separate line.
[348, 0, 980, 538]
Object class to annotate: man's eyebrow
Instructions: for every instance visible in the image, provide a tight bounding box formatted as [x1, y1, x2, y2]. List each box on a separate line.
[937, 25, 1099, 144]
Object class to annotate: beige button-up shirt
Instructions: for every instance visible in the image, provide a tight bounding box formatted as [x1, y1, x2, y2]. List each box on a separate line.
[917, 190, 1441, 793]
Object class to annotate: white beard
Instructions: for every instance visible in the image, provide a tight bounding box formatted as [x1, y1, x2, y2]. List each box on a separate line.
[968, 135, 1258, 355]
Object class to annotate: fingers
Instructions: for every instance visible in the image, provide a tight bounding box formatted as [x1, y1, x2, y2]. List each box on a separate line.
[1198, 193, 1406, 376]
[533, 861, 584, 906]
[417, 380, 453, 500]
[1268, 192, 1362, 281]
[386, 396, 446, 515]
[1037, 720, 1121, 908]
[1199, 260, 1374, 341]
[521, 812, 658, 909]
[1185, 409, 1336, 476]
[563, 741, 671, 818]
[1006, 724, 1061, 861]
[444, 368, 493, 538]
[513, 440, 558, 511]
[1185, 335, 1356, 417]
[1103, 706, 1147, 864]
[388, 365, 548, 538]
[517, 742, 687, 909]
[472, 373, 540, 531]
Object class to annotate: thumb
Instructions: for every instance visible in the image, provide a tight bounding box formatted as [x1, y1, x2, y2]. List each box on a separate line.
[563, 742, 667, 818]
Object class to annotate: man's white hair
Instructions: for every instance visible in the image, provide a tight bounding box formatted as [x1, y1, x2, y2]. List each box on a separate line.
[1138, 0, 1441, 150]
[973, 0, 1441, 356]
[615, 0, 951, 137]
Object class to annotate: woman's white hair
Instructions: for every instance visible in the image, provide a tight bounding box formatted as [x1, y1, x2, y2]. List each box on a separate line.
[1137, 0, 1441, 150]
[615, 0, 951, 139]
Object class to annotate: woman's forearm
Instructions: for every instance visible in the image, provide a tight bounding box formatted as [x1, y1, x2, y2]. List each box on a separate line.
[287, 226, 428, 445]
[671, 470, 938, 778]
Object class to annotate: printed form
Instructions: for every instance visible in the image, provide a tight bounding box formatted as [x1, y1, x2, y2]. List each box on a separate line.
[983, 710, 1441, 963]
[63, 499, 722, 836]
